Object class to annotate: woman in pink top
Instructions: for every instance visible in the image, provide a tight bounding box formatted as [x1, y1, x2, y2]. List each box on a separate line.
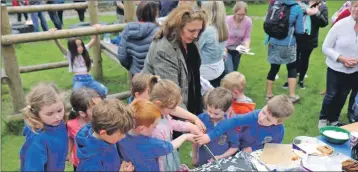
[225, 1, 252, 73]
[67, 88, 103, 171]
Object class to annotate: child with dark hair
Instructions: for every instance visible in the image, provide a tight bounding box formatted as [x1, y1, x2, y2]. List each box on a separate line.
[67, 88, 103, 171]
[117, 1, 160, 76]
[51, 25, 108, 98]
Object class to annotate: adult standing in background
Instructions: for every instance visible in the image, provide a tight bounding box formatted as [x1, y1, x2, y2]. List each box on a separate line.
[199, 1, 228, 87]
[46, 0, 62, 30]
[265, 0, 304, 103]
[318, 1, 358, 128]
[116, 1, 124, 23]
[12, 0, 29, 22]
[225, 1, 252, 73]
[55, 0, 65, 26]
[282, 0, 328, 89]
[159, 0, 178, 17]
[29, 0, 48, 32]
[73, 0, 86, 22]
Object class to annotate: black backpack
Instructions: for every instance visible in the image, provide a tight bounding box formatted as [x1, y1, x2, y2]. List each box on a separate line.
[264, 2, 297, 40]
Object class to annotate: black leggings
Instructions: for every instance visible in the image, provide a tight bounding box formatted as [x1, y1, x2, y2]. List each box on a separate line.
[267, 62, 297, 81]
[296, 48, 313, 82]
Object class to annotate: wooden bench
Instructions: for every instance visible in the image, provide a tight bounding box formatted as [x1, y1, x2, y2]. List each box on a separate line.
[100, 40, 121, 65]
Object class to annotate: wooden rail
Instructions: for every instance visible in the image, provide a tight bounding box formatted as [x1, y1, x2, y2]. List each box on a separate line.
[1, 24, 126, 45]
[7, 2, 88, 14]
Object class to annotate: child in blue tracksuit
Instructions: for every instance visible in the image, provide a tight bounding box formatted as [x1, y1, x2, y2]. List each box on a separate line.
[195, 95, 294, 151]
[75, 99, 135, 171]
[193, 88, 239, 167]
[20, 83, 68, 171]
[117, 99, 195, 171]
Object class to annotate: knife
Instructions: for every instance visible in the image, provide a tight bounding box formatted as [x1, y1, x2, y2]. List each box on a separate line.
[203, 144, 223, 170]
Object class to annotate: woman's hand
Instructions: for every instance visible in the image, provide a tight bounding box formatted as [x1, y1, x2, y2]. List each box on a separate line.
[338, 56, 358, 68]
[193, 117, 206, 133]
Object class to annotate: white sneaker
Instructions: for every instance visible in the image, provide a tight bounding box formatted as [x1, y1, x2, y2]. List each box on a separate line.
[318, 119, 328, 129]
[305, 74, 308, 78]
[275, 74, 279, 80]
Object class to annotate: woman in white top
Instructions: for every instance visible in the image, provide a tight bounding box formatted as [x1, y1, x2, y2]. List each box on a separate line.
[318, 1, 358, 128]
[51, 24, 108, 98]
[199, 1, 228, 87]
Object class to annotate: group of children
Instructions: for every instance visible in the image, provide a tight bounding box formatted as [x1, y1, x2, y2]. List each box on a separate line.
[20, 68, 295, 171]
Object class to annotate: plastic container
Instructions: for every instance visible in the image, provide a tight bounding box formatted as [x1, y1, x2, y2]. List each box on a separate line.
[320, 126, 350, 145]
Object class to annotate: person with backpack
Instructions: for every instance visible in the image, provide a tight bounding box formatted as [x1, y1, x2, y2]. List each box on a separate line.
[281, 0, 328, 89]
[264, 0, 304, 103]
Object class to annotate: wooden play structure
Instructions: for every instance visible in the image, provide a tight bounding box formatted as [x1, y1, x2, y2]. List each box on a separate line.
[1, 2, 136, 114]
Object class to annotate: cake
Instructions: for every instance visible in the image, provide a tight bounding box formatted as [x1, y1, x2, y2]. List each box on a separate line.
[342, 159, 358, 172]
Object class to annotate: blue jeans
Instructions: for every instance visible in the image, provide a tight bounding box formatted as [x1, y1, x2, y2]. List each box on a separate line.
[225, 49, 242, 73]
[73, 74, 108, 98]
[319, 68, 358, 123]
[31, 12, 48, 32]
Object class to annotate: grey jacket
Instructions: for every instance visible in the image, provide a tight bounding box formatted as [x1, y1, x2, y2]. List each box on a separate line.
[143, 37, 197, 110]
[117, 22, 159, 75]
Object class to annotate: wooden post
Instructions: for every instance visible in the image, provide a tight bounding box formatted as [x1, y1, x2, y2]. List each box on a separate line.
[1, 4, 25, 113]
[123, 1, 136, 89]
[88, 1, 103, 80]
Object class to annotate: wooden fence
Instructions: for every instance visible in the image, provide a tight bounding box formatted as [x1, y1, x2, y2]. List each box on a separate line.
[1, 1, 136, 114]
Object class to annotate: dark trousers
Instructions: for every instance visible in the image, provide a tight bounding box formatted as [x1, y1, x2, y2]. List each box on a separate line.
[348, 87, 358, 121]
[58, 10, 63, 25]
[267, 62, 297, 81]
[296, 47, 314, 82]
[17, 13, 28, 22]
[319, 68, 358, 122]
[47, 1, 62, 29]
[74, 0, 86, 22]
[209, 70, 225, 88]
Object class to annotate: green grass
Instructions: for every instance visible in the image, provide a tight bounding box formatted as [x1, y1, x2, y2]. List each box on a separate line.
[1, 2, 349, 171]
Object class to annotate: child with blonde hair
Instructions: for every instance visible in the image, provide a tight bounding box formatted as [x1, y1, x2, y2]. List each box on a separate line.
[130, 73, 207, 132]
[67, 88, 103, 171]
[20, 83, 68, 171]
[221, 71, 256, 118]
[149, 79, 203, 171]
[117, 99, 196, 171]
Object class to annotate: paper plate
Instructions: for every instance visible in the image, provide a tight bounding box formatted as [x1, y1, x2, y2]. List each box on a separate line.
[250, 149, 304, 170]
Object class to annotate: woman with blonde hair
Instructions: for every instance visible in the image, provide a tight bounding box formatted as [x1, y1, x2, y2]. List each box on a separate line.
[225, 1, 252, 73]
[143, 4, 207, 117]
[199, 1, 228, 87]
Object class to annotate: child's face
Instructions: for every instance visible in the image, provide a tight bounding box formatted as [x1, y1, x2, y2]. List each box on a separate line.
[258, 106, 283, 126]
[38, 101, 65, 126]
[135, 88, 150, 100]
[100, 130, 126, 144]
[207, 106, 225, 121]
[139, 118, 160, 136]
[75, 39, 84, 55]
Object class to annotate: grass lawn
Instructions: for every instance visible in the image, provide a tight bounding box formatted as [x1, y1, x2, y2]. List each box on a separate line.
[1, 1, 348, 171]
